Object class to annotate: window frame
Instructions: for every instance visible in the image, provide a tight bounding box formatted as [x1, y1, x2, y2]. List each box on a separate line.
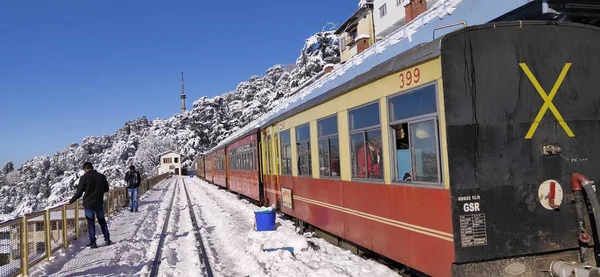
[279, 129, 292, 175]
[317, 114, 340, 179]
[348, 101, 384, 182]
[379, 3, 387, 18]
[386, 81, 443, 188]
[295, 123, 312, 176]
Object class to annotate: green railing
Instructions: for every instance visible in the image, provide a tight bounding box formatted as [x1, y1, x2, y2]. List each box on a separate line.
[0, 173, 169, 277]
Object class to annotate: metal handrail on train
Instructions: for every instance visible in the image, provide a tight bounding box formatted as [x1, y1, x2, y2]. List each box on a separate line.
[0, 173, 169, 277]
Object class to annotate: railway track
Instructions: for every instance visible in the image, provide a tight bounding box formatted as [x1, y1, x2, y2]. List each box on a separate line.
[149, 178, 214, 277]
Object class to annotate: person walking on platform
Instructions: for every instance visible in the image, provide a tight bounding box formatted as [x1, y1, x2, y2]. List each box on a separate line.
[124, 165, 141, 212]
[68, 162, 113, 248]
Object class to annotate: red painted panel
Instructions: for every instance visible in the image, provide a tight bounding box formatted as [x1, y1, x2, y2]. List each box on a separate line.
[228, 170, 259, 201]
[263, 174, 280, 208]
[288, 177, 344, 237]
[213, 170, 226, 188]
[280, 177, 453, 277]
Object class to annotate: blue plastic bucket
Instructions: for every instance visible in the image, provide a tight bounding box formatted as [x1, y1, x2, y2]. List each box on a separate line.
[254, 210, 276, 231]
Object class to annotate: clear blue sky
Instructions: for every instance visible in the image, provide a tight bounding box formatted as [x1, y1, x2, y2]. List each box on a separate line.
[0, 0, 356, 167]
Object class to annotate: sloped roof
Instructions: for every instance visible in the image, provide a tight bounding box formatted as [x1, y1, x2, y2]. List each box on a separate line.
[157, 150, 183, 157]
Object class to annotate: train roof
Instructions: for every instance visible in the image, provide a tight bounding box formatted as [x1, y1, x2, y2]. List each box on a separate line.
[202, 0, 575, 155]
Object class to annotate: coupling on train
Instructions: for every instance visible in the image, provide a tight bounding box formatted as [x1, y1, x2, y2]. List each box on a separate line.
[194, 21, 600, 277]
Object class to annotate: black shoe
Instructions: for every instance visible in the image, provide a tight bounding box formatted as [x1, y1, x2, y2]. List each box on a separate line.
[130, 208, 133, 212]
[105, 240, 113, 246]
[134, 208, 138, 212]
[88, 242, 97, 248]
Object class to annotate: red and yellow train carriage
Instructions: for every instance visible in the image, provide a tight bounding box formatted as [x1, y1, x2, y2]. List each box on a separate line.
[197, 21, 600, 276]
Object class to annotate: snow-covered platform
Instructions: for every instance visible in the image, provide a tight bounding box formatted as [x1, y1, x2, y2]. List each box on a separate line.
[26, 177, 400, 277]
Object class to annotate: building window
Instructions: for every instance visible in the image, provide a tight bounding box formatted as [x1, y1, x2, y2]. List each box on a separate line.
[380, 3, 387, 18]
[349, 102, 383, 180]
[174, 157, 179, 163]
[340, 36, 346, 51]
[0, 253, 9, 266]
[0, 231, 9, 240]
[163, 158, 172, 164]
[317, 115, 340, 177]
[388, 83, 441, 184]
[36, 242, 45, 255]
[295, 124, 311, 176]
[397, 0, 403, 6]
[280, 130, 292, 175]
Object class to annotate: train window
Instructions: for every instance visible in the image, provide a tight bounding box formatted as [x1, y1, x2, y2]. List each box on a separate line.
[296, 124, 312, 176]
[409, 119, 439, 182]
[350, 129, 383, 179]
[388, 84, 437, 122]
[349, 102, 380, 131]
[318, 115, 340, 178]
[318, 115, 337, 137]
[280, 130, 292, 175]
[349, 102, 383, 180]
[388, 83, 441, 185]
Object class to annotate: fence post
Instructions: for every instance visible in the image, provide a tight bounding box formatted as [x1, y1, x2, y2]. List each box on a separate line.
[21, 216, 29, 276]
[45, 210, 51, 260]
[62, 205, 68, 249]
[75, 202, 79, 239]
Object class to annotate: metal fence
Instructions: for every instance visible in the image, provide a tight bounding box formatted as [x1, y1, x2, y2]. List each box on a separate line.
[0, 173, 169, 277]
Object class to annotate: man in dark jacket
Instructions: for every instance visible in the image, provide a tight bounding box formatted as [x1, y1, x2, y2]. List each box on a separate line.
[68, 162, 112, 248]
[124, 165, 141, 212]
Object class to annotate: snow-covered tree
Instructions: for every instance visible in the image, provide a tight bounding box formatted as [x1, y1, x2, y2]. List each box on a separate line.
[2, 161, 14, 175]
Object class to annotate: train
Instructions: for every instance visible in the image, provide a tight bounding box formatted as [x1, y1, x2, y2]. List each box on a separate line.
[194, 21, 600, 277]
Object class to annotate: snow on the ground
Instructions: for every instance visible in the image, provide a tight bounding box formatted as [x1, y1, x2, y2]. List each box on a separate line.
[28, 178, 177, 277]
[186, 177, 401, 277]
[158, 179, 203, 276]
[25, 176, 401, 277]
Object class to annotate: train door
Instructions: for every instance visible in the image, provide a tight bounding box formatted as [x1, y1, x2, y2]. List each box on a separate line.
[274, 129, 282, 210]
[264, 133, 272, 205]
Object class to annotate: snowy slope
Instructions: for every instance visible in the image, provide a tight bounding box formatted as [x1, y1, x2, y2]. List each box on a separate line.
[0, 30, 340, 222]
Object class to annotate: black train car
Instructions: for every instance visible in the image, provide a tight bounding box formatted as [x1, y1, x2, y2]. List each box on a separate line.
[441, 21, 600, 275]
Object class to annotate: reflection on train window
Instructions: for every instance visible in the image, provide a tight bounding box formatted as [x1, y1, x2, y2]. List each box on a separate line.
[409, 120, 439, 182]
[318, 115, 340, 178]
[388, 84, 437, 122]
[296, 124, 311, 176]
[349, 102, 383, 180]
[349, 102, 380, 130]
[388, 83, 440, 184]
[280, 130, 292, 175]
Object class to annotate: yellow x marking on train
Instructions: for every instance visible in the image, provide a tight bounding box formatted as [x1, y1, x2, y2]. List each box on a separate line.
[519, 63, 575, 139]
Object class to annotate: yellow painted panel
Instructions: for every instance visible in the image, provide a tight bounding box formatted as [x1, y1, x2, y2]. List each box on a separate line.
[379, 98, 391, 184]
[338, 111, 351, 181]
[310, 120, 319, 179]
[282, 57, 441, 129]
[290, 127, 298, 177]
[436, 78, 450, 190]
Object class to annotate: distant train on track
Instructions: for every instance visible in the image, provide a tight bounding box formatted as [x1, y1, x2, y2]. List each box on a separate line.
[194, 21, 600, 276]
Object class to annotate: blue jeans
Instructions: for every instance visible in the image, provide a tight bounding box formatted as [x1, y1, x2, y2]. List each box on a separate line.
[128, 188, 139, 211]
[84, 205, 110, 244]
